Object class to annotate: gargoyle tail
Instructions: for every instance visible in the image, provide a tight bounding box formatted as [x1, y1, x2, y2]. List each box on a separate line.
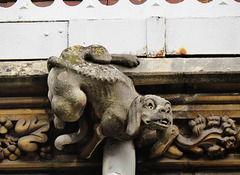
[54, 132, 85, 151]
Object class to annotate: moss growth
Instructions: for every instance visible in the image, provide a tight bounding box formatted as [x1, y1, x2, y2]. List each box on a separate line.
[61, 46, 83, 64]
[94, 47, 104, 56]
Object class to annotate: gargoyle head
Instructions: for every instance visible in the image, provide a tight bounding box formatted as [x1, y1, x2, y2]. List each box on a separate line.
[126, 95, 173, 137]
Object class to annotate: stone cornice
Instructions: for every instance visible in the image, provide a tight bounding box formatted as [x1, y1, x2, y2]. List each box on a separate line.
[1, 57, 240, 85]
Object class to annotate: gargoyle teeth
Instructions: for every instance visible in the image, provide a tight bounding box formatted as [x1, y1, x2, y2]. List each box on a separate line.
[154, 119, 169, 125]
[161, 119, 169, 125]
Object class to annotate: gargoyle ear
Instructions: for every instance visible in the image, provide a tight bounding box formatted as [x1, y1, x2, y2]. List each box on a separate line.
[126, 96, 143, 137]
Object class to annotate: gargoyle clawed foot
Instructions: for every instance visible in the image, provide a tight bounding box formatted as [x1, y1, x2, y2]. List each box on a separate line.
[111, 54, 140, 68]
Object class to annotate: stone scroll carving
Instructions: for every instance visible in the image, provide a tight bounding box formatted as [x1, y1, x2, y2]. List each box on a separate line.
[0, 116, 50, 161]
[47, 45, 173, 159]
[174, 115, 240, 158]
[153, 115, 240, 159]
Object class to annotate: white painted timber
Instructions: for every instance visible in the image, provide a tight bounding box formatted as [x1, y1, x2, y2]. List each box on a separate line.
[0, 0, 240, 21]
[69, 19, 147, 55]
[0, 0, 240, 58]
[146, 17, 165, 57]
[166, 17, 240, 55]
[0, 22, 68, 59]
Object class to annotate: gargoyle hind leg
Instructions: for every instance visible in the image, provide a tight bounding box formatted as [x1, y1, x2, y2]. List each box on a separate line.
[79, 124, 105, 159]
[48, 68, 87, 123]
[54, 115, 89, 151]
[48, 68, 88, 150]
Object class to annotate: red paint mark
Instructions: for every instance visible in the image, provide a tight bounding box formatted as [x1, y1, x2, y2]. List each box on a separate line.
[177, 48, 187, 55]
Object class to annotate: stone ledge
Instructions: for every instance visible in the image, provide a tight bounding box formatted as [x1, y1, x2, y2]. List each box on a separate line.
[0, 57, 240, 85]
[0, 60, 48, 78]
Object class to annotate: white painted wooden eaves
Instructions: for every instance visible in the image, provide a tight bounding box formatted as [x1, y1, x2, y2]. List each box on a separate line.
[0, 0, 240, 59]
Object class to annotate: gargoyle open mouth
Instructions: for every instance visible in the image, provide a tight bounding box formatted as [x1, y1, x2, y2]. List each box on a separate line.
[145, 118, 170, 128]
[153, 118, 170, 128]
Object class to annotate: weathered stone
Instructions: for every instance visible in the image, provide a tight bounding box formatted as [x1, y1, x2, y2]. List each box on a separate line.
[0, 61, 47, 78]
[1, 57, 240, 85]
[48, 45, 173, 160]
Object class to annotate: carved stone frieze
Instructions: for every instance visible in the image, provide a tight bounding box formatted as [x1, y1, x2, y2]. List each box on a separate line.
[158, 114, 240, 159]
[0, 116, 50, 161]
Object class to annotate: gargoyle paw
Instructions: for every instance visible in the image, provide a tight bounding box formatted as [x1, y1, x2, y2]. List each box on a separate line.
[124, 55, 140, 68]
[111, 54, 140, 68]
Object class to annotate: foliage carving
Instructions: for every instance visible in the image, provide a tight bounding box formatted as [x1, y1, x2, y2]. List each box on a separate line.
[15, 116, 50, 152]
[0, 116, 50, 161]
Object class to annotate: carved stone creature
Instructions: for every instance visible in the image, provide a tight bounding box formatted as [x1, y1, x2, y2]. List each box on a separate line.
[47, 45, 173, 159]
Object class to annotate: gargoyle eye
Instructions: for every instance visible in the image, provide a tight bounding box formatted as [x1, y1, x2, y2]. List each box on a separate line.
[145, 100, 155, 110]
[148, 105, 153, 110]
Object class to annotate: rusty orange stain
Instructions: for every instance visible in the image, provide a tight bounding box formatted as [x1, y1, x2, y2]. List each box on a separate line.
[154, 48, 165, 57]
[177, 48, 187, 55]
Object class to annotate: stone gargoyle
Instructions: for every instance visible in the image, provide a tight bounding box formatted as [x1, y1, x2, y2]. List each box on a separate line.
[47, 45, 173, 159]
